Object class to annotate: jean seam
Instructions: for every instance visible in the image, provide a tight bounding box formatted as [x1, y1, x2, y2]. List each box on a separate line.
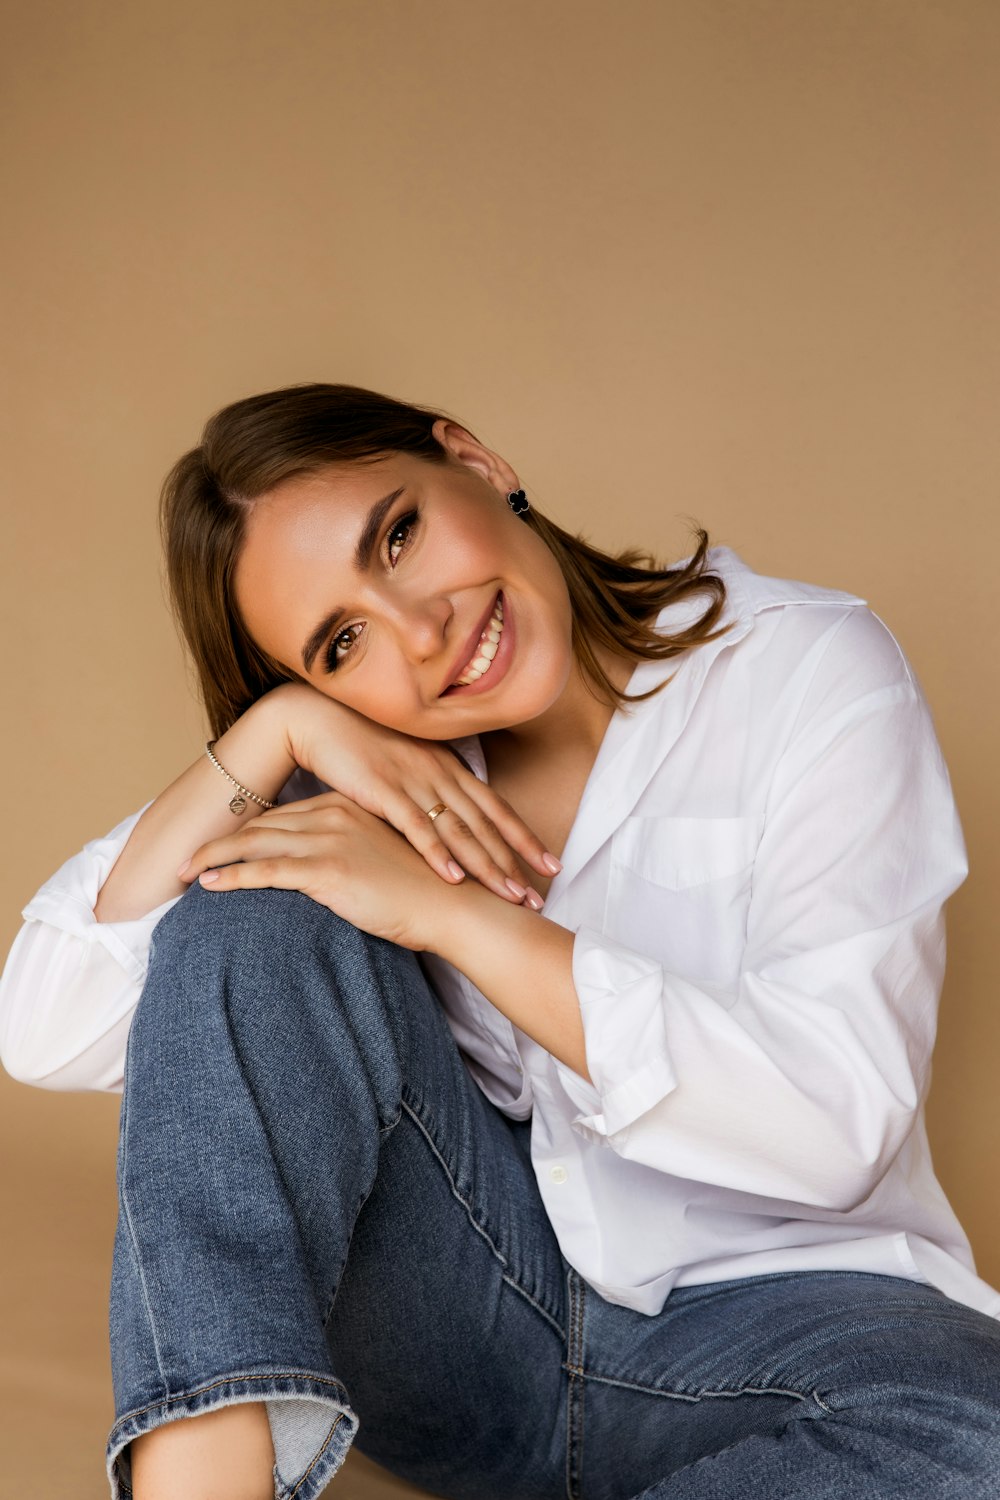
[285, 1412, 348, 1499]
[399, 1096, 567, 1343]
[118, 1055, 170, 1395]
[112, 1375, 352, 1500]
[565, 1270, 586, 1500]
[578, 1367, 831, 1410]
[644, 1400, 834, 1491]
[109, 1369, 353, 1437]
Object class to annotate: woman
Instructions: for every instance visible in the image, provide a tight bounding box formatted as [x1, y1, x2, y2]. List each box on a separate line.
[2, 382, 998, 1500]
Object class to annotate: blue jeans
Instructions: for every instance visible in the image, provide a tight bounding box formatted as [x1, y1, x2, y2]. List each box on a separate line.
[107, 883, 1000, 1498]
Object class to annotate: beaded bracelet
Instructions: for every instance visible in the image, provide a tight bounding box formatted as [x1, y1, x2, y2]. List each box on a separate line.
[205, 741, 278, 816]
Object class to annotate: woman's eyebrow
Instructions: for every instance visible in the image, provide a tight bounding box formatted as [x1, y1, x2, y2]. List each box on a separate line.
[353, 486, 407, 573]
[300, 486, 406, 672]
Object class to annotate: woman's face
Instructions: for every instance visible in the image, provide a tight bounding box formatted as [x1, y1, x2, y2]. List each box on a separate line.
[233, 419, 578, 740]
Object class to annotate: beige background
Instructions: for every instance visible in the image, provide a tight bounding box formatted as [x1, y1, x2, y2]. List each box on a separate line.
[2, 2, 998, 1495]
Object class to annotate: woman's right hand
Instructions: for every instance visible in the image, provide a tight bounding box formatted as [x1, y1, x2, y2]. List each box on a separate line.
[94, 678, 559, 928]
[273, 681, 559, 906]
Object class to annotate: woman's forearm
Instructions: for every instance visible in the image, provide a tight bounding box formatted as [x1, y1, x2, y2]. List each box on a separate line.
[425, 881, 591, 1084]
[94, 692, 296, 924]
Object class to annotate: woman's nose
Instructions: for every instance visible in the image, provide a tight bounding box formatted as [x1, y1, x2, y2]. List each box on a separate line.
[392, 597, 453, 662]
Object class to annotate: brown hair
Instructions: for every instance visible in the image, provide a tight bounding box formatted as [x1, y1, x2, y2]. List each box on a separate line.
[160, 382, 732, 739]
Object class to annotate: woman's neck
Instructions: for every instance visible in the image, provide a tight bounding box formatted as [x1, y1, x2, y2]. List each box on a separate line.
[481, 644, 637, 772]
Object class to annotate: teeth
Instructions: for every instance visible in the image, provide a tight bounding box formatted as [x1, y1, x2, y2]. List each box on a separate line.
[454, 597, 504, 686]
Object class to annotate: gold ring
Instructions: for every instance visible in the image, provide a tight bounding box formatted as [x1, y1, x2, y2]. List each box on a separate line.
[426, 802, 449, 821]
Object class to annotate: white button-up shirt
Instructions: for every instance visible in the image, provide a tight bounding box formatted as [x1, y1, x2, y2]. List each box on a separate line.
[3, 547, 997, 1319]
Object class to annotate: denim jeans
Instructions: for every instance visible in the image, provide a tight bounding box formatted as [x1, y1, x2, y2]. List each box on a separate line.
[107, 882, 1000, 1499]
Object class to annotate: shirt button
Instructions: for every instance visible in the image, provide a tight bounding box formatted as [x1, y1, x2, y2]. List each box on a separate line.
[549, 1165, 568, 1185]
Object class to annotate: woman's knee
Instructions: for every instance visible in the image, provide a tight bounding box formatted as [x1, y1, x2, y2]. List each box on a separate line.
[127, 882, 416, 1142]
[148, 881, 381, 993]
[819, 1292, 1000, 1478]
[140, 882, 418, 1068]
[155, 879, 338, 949]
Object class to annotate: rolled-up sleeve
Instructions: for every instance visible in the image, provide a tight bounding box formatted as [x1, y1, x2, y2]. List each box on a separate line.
[0, 806, 178, 1093]
[0, 769, 331, 1094]
[558, 933, 675, 1137]
[564, 608, 969, 1211]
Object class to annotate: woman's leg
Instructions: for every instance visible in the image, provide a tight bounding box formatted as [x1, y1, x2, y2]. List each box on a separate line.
[129, 1403, 277, 1500]
[572, 1269, 1000, 1500]
[107, 880, 571, 1500]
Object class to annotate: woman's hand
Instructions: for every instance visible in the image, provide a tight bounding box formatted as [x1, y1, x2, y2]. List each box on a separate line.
[272, 682, 557, 906]
[178, 787, 592, 1081]
[178, 792, 488, 951]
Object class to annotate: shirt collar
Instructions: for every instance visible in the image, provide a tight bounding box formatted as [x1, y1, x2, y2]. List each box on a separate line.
[449, 548, 867, 893]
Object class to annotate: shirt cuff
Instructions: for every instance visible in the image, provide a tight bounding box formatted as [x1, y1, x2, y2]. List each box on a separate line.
[562, 926, 678, 1141]
[20, 802, 178, 984]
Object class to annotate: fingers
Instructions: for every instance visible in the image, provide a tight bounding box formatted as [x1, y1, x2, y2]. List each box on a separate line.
[178, 796, 378, 881]
[383, 798, 487, 891]
[178, 767, 562, 915]
[251, 790, 353, 817]
[407, 795, 548, 910]
[194, 853, 315, 894]
[372, 762, 559, 907]
[242, 753, 561, 893]
[454, 781, 562, 882]
[256, 756, 562, 893]
[380, 794, 525, 904]
[179, 823, 318, 884]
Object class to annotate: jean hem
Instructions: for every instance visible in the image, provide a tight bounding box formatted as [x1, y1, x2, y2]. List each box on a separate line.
[105, 1369, 358, 1500]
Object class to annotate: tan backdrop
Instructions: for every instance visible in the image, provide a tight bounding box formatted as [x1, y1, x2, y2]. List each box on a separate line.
[2, 2, 998, 1495]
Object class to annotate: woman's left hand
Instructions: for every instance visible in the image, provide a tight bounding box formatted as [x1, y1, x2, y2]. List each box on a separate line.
[178, 791, 466, 952]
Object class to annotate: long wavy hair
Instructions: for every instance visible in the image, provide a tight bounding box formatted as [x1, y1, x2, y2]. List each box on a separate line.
[160, 383, 732, 739]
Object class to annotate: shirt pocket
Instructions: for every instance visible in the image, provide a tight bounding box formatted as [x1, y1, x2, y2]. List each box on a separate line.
[606, 814, 763, 985]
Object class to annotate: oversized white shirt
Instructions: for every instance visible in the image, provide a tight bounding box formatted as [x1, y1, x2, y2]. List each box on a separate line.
[2, 547, 997, 1319]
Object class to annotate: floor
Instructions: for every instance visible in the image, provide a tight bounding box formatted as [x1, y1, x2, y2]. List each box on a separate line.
[0, 1076, 434, 1500]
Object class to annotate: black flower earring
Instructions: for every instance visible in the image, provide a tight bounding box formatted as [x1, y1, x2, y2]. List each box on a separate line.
[506, 488, 530, 516]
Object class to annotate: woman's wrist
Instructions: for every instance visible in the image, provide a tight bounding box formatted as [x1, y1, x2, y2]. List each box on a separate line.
[261, 679, 348, 777]
[94, 692, 299, 925]
[211, 690, 300, 804]
[422, 875, 543, 962]
[423, 881, 590, 1081]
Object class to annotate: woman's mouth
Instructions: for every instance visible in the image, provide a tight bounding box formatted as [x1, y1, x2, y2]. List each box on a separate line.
[440, 591, 515, 697]
[452, 594, 504, 685]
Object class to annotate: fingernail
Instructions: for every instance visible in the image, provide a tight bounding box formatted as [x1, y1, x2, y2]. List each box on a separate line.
[199, 870, 220, 885]
[541, 852, 562, 874]
[447, 861, 465, 881]
[525, 888, 545, 911]
[505, 878, 528, 899]
[176, 860, 190, 877]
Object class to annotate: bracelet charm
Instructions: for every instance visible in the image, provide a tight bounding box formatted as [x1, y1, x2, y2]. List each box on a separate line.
[204, 741, 277, 815]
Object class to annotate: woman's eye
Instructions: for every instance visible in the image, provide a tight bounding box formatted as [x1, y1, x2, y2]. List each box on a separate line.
[325, 623, 362, 672]
[324, 510, 420, 673]
[386, 509, 419, 565]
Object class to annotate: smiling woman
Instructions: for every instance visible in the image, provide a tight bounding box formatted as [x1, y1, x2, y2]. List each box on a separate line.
[225, 448, 573, 734]
[159, 383, 729, 741]
[2, 382, 999, 1500]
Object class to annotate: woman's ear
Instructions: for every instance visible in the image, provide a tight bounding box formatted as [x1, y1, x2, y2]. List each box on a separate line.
[430, 417, 519, 495]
